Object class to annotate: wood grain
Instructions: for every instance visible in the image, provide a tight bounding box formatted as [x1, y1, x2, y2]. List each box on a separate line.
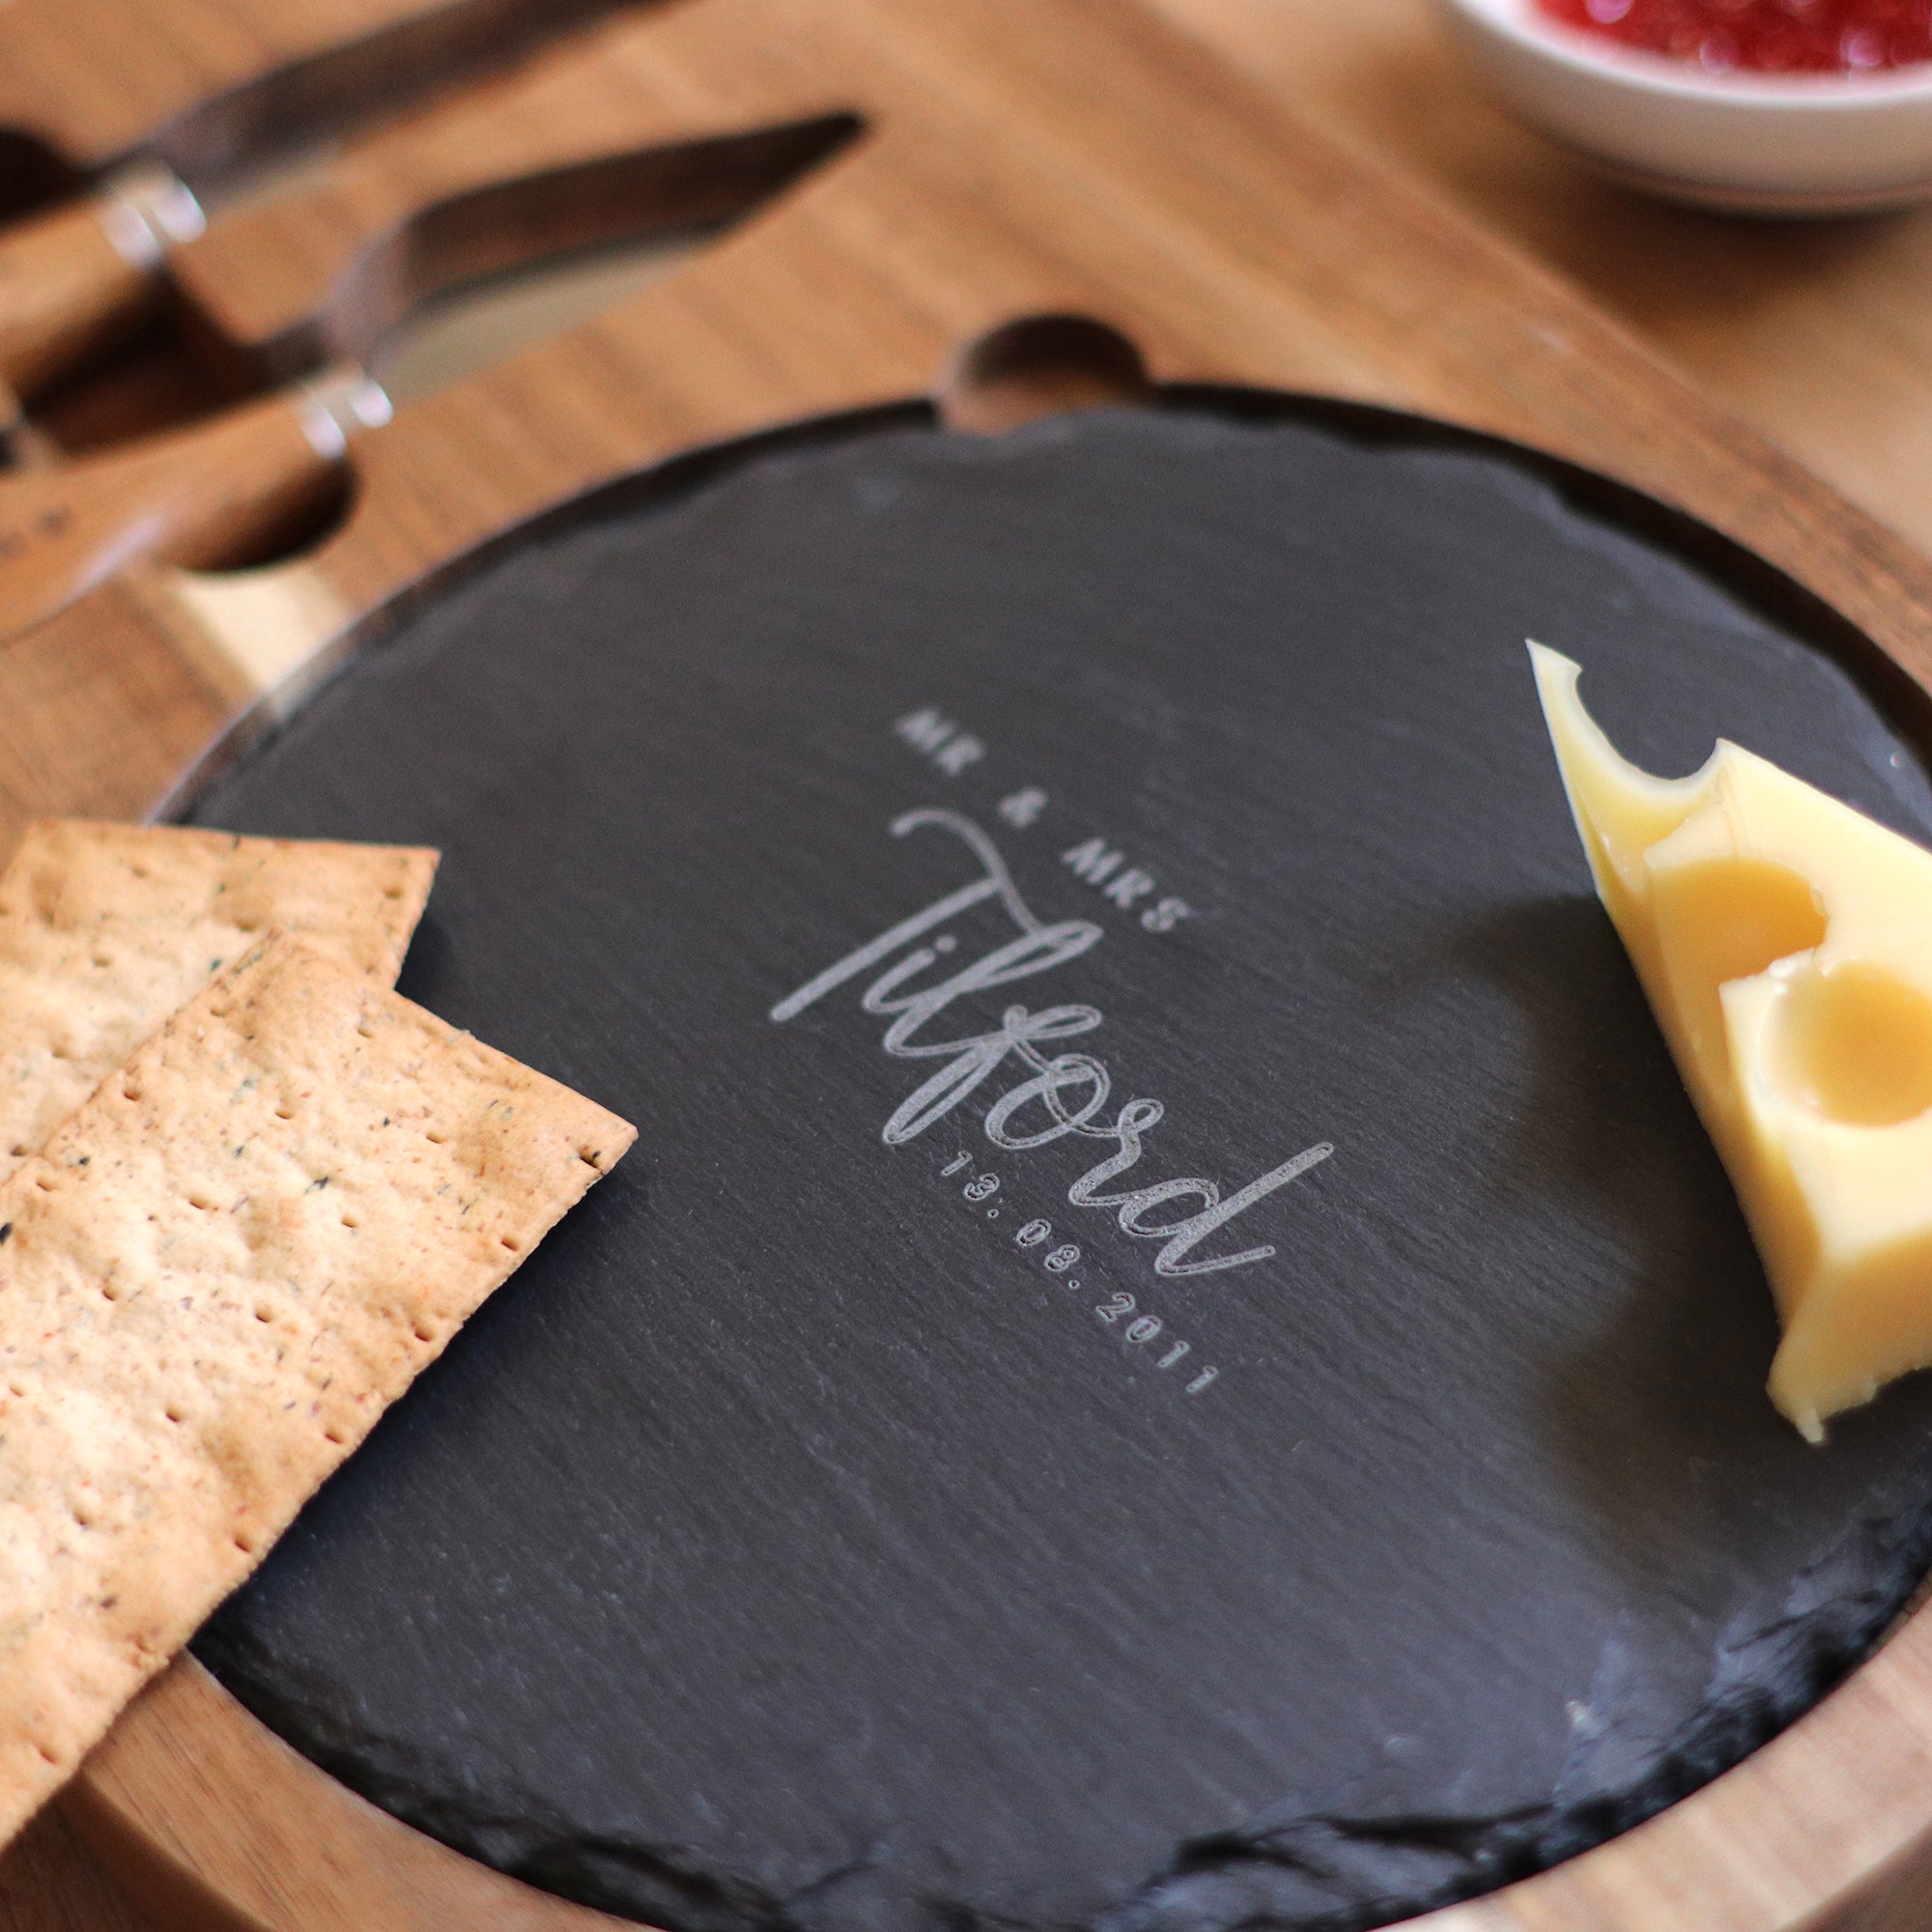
[11, 0, 1927, 769]
[15, 0, 1932, 1927]
[1149, 0, 1932, 565]
[0, 206, 150, 402]
[0, 1807, 150, 1932]
[66, 1661, 630, 1931]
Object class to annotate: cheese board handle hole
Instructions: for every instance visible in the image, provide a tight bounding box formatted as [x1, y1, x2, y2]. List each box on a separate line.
[940, 314, 1149, 435]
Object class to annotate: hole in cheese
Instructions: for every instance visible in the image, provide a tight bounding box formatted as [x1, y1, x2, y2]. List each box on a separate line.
[1647, 857, 1827, 1093]
[1770, 962, 1932, 1126]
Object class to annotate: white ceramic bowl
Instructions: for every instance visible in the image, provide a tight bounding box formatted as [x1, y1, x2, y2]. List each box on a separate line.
[1436, 0, 1932, 213]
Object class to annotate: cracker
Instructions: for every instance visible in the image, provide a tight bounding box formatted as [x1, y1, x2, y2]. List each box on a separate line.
[0, 822, 438, 1185]
[0, 934, 634, 1845]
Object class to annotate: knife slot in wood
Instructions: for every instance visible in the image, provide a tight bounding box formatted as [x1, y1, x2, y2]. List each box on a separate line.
[0, 370, 385, 639]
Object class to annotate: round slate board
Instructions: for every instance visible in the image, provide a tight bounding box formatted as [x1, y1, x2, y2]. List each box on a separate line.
[186, 403, 1932, 1932]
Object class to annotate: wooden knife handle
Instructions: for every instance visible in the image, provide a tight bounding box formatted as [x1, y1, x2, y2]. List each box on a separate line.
[0, 199, 156, 399]
[0, 371, 384, 638]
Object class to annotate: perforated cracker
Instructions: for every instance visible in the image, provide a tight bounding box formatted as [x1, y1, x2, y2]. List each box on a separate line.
[0, 934, 634, 1845]
[0, 822, 438, 1184]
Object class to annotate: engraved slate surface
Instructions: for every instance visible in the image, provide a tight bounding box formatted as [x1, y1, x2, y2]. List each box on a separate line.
[188, 404, 1932, 1932]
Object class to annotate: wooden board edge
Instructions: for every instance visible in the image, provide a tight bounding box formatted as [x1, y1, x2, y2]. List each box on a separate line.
[59, 1594, 1932, 1932]
[63, 1658, 640, 1932]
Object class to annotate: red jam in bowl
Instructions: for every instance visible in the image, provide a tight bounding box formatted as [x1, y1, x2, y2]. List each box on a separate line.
[1533, 0, 1932, 72]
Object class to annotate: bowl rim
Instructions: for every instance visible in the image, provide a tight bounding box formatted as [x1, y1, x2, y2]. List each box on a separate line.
[1440, 0, 1932, 105]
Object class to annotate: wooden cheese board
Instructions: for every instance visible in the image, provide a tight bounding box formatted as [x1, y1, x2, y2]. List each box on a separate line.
[11, 1, 1932, 1929]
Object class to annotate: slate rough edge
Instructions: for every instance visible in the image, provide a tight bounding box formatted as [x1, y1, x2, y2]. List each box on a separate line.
[1124, 1491, 1932, 1932]
[199, 1476, 1932, 1932]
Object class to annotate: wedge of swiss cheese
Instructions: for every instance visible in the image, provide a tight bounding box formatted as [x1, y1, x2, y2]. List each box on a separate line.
[1532, 643, 1932, 1440]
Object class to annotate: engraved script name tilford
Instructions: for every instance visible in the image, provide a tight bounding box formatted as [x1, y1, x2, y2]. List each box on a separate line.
[771, 809, 1333, 1280]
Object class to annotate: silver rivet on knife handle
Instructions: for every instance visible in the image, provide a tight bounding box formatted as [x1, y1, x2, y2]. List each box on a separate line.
[93, 163, 208, 272]
[291, 365, 395, 462]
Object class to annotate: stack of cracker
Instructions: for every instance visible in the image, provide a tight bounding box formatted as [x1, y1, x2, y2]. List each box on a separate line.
[0, 821, 635, 1846]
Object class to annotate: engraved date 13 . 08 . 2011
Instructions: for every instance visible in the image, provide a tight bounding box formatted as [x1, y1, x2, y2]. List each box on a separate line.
[938, 1150, 1221, 1397]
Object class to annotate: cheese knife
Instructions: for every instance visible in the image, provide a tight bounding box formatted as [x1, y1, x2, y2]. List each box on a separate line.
[0, 0, 635, 416]
[0, 98, 856, 635]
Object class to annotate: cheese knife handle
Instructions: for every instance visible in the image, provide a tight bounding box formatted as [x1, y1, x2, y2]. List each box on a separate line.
[0, 368, 388, 639]
[0, 167, 206, 400]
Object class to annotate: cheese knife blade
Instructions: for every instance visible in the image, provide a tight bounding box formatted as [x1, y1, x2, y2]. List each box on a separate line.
[0, 0, 638, 408]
